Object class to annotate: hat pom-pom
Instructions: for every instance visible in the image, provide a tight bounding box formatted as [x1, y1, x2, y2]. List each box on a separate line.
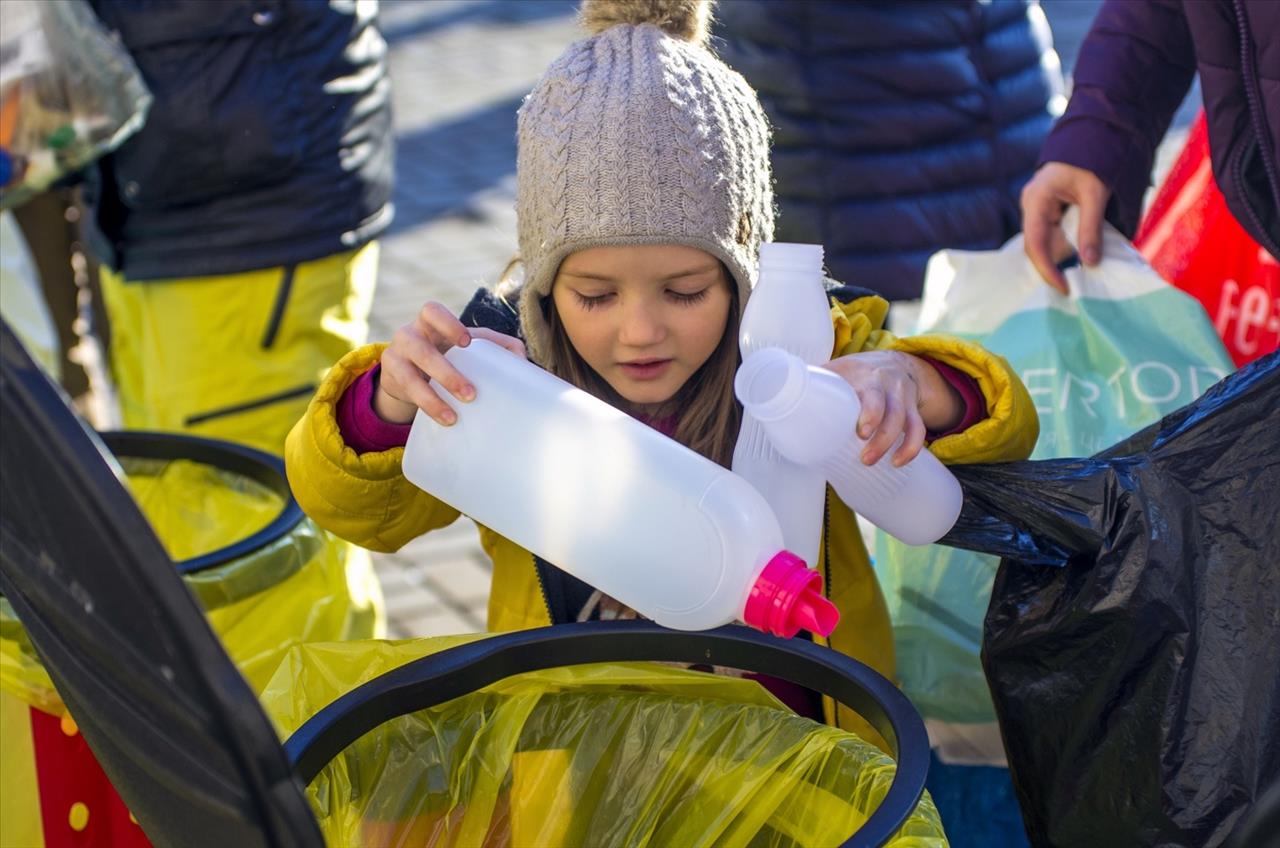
[580, 0, 713, 47]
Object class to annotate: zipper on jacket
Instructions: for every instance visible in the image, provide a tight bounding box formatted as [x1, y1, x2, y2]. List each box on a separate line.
[183, 383, 315, 426]
[533, 554, 555, 624]
[1231, 144, 1279, 259]
[1233, 0, 1280, 257]
[260, 264, 297, 349]
[818, 486, 837, 725]
[822, 487, 834, 607]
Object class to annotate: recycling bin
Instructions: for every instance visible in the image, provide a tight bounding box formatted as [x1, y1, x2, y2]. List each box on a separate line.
[0, 430, 382, 848]
[264, 624, 949, 847]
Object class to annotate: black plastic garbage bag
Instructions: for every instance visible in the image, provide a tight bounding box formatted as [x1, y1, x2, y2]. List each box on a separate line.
[940, 351, 1280, 847]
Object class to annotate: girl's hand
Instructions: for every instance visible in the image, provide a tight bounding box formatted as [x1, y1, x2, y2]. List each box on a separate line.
[822, 350, 963, 467]
[375, 301, 526, 426]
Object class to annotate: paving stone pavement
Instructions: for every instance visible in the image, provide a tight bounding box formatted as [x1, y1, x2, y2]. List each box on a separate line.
[371, 0, 1194, 638]
[371, 0, 578, 637]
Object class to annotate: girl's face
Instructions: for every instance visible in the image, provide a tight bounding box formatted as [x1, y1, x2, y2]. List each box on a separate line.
[552, 244, 733, 411]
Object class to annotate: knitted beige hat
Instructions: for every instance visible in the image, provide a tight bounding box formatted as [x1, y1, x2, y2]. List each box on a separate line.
[515, 0, 774, 366]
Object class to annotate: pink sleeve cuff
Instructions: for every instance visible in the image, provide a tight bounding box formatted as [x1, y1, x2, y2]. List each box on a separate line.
[922, 358, 987, 440]
[337, 364, 412, 454]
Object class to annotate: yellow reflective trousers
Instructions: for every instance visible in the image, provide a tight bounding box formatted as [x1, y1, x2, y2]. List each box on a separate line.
[101, 243, 379, 455]
[96, 243, 384, 644]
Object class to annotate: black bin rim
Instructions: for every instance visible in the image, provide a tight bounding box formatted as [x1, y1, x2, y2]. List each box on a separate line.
[284, 620, 933, 848]
[100, 430, 304, 575]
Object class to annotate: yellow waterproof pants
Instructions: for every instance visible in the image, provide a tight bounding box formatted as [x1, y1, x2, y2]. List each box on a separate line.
[98, 241, 385, 635]
[101, 243, 378, 455]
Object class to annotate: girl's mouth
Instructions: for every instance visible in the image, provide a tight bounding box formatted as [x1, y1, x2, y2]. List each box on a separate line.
[619, 359, 673, 380]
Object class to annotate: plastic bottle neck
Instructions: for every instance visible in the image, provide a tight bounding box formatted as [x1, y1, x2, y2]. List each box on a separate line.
[757, 242, 825, 278]
[735, 348, 809, 422]
[743, 551, 840, 639]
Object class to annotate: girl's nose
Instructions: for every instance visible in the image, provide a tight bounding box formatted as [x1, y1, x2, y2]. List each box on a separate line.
[618, 303, 666, 347]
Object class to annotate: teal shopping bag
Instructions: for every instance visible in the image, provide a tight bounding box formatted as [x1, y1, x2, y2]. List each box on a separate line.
[876, 215, 1235, 762]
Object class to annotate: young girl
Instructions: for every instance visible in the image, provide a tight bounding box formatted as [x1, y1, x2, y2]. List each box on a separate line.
[286, 0, 1038, 736]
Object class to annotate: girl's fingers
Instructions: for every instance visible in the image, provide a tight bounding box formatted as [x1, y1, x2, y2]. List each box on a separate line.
[862, 391, 905, 465]
[470, 327, 527, 359]
[418, 301, 471, 351]
[405, 378, 456, 426]
[891, 376, 925, 466]
[381, 302, 488, 427]
[383, 353, 456, 425]
[893, 408, 928, 467]
[397, 327, 476, 403]
[856, 386, 886, 441]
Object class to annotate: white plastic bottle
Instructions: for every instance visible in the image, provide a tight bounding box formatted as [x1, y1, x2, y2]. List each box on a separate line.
[733, 243, 835, 566]
[402, 338, 839, 637]
[734, 347, 964, 546]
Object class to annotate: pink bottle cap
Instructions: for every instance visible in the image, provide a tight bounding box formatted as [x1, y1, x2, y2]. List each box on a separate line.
[743, 551, 840, 639]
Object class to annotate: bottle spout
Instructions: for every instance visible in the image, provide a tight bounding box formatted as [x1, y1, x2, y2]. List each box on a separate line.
[743, 551, 840, 638]
[791, 593, 839, 638]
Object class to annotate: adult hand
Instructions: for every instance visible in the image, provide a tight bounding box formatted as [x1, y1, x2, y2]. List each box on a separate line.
[1020, 162, 1111, 293]
[376, 301, 526, 425]
[822, 350, 962, 467]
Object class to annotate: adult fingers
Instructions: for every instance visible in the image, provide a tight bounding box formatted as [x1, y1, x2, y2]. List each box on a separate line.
[1023, 193, 1070, 294]
[1076, 182, 1108, 267]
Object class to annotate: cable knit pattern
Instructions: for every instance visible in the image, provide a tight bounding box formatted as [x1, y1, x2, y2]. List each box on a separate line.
[515, 4, 773, 365]
[594, 31, 624, 235]
[517, 42, 595, 268]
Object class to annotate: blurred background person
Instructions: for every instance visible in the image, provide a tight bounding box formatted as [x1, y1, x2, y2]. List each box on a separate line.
[1021, 0, 1277, 292]
[716, 0, 1064, 308]
[81, 0, 394, 455]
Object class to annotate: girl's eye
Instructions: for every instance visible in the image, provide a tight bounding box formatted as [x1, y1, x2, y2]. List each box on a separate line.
[574, 292, 613, 310]
[668, 287, 710, 306]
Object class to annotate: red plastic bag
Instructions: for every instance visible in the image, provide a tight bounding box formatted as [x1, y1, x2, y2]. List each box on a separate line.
[1135, 113, 1279, 366]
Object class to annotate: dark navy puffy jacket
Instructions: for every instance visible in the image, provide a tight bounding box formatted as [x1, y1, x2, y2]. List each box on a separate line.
[716, 0, 1063, 300]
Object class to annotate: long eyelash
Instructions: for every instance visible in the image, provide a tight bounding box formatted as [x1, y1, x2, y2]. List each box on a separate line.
[575, 293, 610, 311]
[573, 290, 709, 310]
[670, 288, 710, 305]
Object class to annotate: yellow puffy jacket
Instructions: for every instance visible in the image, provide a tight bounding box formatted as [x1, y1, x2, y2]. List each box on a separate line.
[285, 284, 1038, 740]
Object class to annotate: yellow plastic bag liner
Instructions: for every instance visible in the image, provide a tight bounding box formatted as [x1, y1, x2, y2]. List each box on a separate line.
[1, 452, 382, 713]
[262, 638, 949, 848]
[1, 444, 383, 847]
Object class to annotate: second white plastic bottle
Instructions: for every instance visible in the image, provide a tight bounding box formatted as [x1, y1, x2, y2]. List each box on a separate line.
[733, 242, 835, 566]
[402, 339, 838, 637]
[735, 347, 964, 546]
